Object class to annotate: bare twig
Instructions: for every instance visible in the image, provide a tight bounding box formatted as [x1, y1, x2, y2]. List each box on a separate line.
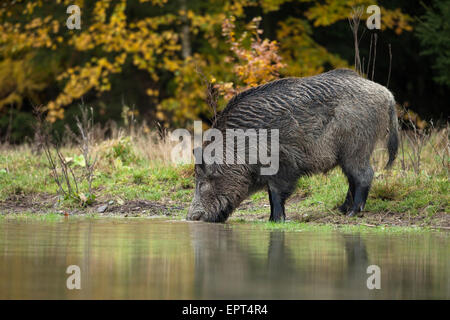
[348, 7, 364, 75]
[371, 33, 378, 80]
[399, 106, 433, 174]
[75, 106, 97, 196]
[34, 105, 97, 206]
[366, 33, 373, 78]
[195, 64, 219, 125]
[206, 82, 219, 126]
[155, 121, 168, 142]
[387, 43, 392, 87]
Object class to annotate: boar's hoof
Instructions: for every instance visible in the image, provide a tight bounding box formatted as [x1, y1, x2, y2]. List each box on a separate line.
[347, 210, 357, 217]
[338, 204, 350, 214]
[269, 216, 285, 223]
[347, 210, 364, 218]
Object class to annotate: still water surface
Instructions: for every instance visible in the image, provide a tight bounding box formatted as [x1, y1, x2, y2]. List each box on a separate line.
[0, 218, 448, 299]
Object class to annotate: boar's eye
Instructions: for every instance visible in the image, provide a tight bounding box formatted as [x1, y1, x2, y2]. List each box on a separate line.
[198, 181, 210, 193]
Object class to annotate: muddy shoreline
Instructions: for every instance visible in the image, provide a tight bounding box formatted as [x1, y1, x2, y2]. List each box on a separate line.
[1, 193, 448, 229]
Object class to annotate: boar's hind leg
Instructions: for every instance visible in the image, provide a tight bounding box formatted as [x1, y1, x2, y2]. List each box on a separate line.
[347, 165, 374, 217]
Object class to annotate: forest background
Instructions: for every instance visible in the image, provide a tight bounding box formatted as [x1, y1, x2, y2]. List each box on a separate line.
[0, 0, 448, 143]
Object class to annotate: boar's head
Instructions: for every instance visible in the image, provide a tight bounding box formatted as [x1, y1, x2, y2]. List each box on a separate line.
[187, 161, 250, 223]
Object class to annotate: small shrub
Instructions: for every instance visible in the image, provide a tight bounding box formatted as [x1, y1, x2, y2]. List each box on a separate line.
[106, 137, 137, 165]
[132, 171, 145, 185]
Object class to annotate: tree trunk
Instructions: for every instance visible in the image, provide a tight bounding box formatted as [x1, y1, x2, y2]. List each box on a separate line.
[180, 0, 191, 59]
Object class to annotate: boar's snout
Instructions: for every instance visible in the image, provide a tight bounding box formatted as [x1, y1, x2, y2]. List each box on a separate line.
[187, 199, 206, 221]
[187, 209, 205, 221]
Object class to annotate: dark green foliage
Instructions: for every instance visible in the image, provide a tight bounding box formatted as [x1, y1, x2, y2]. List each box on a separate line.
[416, 0, 450, 86]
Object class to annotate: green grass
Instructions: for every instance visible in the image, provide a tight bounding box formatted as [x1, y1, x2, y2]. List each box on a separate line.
[231, 220, 444, 234]
[0, 212, 64, 222]
[286, 169, 449, 216]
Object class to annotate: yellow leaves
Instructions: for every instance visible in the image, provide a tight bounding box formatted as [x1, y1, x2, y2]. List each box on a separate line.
[5, 14, 61, 52]
[73, 33, 94, 51]
[0, 0, 416, 127]
[97, 58, 109, 68]
[187, 10, 195, 20]
[259, 0, 286, 13]
[224, 1, 247, 17]
[23, 2, 41, 15]
[46, 101, 65, 123]
[114, 52, 127, 65]
[381, 8, 413, 34]
[304, 0, 413, 34]
[156, 111, 166, 121]
[146, 89, 159, 97]
[25, 18, 43, 29]
[401, 107, 427, 130]
[56, 0, 83, 6]
[93, 0, 111, 24]
[0, 54, 47, 111]
[277, 17, 348, 77]
[139, 0, 168, 5]
[163, 57, 180, 72]
[51, 20, 60, 34]
[48, 54, 126, 121]
[156, 53, 211, 125]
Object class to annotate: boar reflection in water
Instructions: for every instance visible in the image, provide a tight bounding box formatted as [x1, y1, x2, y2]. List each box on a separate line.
[188, 223, 373, 299]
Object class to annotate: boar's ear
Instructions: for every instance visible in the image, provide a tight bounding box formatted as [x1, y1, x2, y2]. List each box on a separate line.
[193, 147, 205, 174]
[193, 147, 203, 164]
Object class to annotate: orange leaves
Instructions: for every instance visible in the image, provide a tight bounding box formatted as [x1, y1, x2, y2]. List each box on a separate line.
[215, 17, 286, 100]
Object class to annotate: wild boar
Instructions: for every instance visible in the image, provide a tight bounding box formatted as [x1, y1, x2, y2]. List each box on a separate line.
[187, 69, 398, 222]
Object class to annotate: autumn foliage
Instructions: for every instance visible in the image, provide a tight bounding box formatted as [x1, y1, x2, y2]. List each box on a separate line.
[0, 0, 414, 132]
[214, 16, 285, 100]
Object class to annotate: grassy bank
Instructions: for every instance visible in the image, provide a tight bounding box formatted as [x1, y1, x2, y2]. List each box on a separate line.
[0, 124, 448, 229]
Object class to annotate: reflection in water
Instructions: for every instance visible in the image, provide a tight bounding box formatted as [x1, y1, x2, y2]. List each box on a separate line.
[188, 223, 449, 299]
[341, 235, 370, 298]
[0, 219, 448, 299]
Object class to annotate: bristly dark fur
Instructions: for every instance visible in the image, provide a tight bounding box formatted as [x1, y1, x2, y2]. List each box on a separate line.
[188, 68, 399, 222]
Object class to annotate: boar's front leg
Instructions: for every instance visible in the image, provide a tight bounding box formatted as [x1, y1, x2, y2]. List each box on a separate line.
[339, 176, 355, 214]
[268, 187, 285, 222]
[268, 179, 296, 222]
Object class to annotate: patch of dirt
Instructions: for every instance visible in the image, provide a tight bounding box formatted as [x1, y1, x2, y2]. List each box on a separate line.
[99, 200, 184, 217]
[0, 193, 185, 217]
[0, 193, 57, 214]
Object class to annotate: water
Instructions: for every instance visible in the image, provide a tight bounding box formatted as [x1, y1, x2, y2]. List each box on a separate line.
[0, 218, 448, 299]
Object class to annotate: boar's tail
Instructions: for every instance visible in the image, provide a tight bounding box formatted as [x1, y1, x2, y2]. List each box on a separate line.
[386, 99, 399, 169]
